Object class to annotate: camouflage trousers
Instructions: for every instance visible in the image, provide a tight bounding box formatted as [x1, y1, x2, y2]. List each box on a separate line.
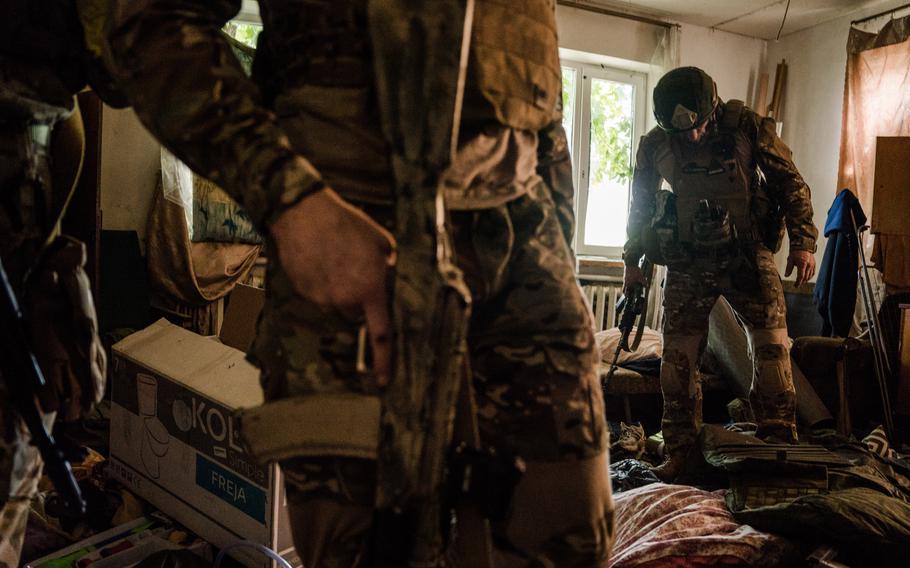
[251, 182, 613, 567]
[660, 246, 797, 454]
[0, 407, 43, 568]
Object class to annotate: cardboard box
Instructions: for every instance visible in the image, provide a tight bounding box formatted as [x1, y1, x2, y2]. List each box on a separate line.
[109, 319, 299, 568]
[220, 284, 265, 352]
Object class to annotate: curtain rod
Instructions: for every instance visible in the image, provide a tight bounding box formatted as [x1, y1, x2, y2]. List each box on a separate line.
[852, 2, 910, 25]
[556, 0, 675, 29]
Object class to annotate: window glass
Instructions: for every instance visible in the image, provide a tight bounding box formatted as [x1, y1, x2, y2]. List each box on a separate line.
[560, 61, 645, 258]
[584, 77, 634, 248]
[223, 21, 262, 48]
[561, 66, 577, 158]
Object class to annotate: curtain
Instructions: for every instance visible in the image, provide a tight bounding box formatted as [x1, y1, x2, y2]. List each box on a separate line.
[146, 157, 262, 336]
[837, 15, 910, 292]
[650, 25, 680, 71]
[649, 26, 680, 130]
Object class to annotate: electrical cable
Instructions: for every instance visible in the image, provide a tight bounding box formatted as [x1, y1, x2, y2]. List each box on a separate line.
[214, 540, 295, 568]
[776, 0, 792, 40]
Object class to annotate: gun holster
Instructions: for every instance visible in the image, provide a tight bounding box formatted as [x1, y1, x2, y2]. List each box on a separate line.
[365, 442, 525, 567]
[445, 442, 526, 523]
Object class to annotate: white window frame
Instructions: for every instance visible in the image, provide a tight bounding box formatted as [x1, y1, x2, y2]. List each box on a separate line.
[561, 61, 647, 259]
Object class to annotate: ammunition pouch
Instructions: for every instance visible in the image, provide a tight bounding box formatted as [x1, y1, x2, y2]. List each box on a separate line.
[642, 190, 691, 268]
[236, 394, 381, 463]
[445, 442, 526, 522]
[751, 181, 786, 253]
[692, 201, 737, 271]
[640, 223, 663, 266]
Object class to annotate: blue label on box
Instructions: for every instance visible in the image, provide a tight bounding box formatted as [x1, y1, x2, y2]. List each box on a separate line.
[196, 454, 266, 523]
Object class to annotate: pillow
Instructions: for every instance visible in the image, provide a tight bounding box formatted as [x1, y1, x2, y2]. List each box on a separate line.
[191, 176, 263, 244]
[596, 326, 662, 364]
[610, 483, 794, 567]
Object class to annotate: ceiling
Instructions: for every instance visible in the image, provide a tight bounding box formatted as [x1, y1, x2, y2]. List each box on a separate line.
[566, 0, 897, 39]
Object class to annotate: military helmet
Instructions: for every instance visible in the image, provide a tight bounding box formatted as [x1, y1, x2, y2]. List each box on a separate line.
[653, 67, 718, 132]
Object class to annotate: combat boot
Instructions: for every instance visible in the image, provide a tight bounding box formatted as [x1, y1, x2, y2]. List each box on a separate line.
[650, 449, 688, 482]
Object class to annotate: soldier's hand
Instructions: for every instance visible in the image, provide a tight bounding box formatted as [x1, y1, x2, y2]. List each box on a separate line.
[623, 265, 645, 296]
[785, 249, 816, 287]
[270, 188, 397, 386]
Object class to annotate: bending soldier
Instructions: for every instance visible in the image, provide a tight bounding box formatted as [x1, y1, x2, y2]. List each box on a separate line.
[623, 67, 818, 481]
[109, 1, 613, 566]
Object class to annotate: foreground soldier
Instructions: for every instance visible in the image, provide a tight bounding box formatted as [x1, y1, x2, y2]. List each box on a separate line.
[0, 4, 120, 565]
[623, 67, 817, 481]
[110, 1, 613, 565]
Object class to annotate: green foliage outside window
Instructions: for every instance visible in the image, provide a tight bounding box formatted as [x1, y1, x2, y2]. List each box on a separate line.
[562, 71, 576, 131]
[223, 22, 261, 49]
[562, 69, 634, 186]
[589, 79, 633, 186]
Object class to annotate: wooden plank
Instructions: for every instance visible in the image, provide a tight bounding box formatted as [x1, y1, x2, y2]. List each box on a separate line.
[896, 305, 910, 415]
[872, 137, 910, 236]
[754, 72, 769, 117]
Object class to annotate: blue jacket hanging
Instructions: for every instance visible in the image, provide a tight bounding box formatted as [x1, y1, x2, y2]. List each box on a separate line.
[814, 189, 866, 337]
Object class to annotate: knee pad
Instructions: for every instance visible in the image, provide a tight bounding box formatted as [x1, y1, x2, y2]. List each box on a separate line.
[755, 357, 792, 398]
[746, 328, 794, 396]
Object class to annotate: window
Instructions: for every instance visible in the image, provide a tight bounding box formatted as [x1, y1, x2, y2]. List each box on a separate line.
[223, 21, 262, 48]
[561, 62, 646, 258]
[223, 17, 263, 75]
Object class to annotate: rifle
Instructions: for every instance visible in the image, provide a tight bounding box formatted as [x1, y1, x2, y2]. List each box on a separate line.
[604, 260, 652, 388]
[368, 1, 476, 564]
[0, 258, 85, 515]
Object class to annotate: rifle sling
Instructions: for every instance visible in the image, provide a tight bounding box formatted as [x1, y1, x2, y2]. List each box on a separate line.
[628, 261, 654, 352]
[629, 290, 648, 352]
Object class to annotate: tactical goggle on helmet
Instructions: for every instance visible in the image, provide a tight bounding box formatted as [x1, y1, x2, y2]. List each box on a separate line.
[653, 67, 719, 133]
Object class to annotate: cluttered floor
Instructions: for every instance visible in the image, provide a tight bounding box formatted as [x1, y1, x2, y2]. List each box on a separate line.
[22, 301, 291, 568]
[599, 298, 910, 567]
[20, 291, 910, 567]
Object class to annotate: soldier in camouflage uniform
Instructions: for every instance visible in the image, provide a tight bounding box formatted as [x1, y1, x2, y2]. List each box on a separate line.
[0, 2, 120, 565]
[110, 1, 612, 566]
[623, 67, 817, 481]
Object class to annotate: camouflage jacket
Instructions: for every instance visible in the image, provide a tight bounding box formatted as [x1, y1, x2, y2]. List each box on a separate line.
[624, 104, 817, 266]
[108, 0, 571, 231]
